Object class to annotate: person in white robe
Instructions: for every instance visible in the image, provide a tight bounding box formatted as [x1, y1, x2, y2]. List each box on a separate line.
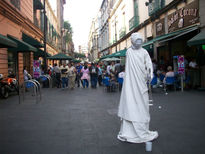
[117, 32, 158, 143]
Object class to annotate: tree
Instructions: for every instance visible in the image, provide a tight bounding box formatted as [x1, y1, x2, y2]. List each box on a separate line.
[64, 21, 73, 43]
[64, 21, 74, 55]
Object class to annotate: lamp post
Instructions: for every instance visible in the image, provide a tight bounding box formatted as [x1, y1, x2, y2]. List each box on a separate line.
[43, 0, 47, 72]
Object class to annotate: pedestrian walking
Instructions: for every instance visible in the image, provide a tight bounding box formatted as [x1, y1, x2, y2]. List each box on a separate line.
[98, 64, 103, 86]
[75, 63, 83, 87]
[89, 63, 98, 88]
[53, 63, 61, 88]
[118, 32, 158, 143]
[67, 63, 76, 90]
[81, 65, 89, 88]
[60, 63, 68, 89]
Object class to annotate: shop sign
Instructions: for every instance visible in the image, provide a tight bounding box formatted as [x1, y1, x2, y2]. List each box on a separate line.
[178, 55, 185, 74]
[33, 60, 41, 78]
[156, 18, 165, 36]
[168, 0, 199, 33]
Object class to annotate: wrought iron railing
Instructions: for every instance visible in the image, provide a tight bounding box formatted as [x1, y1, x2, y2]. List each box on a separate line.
[129, 16, 139, 31]
[10, 0, 20, 10]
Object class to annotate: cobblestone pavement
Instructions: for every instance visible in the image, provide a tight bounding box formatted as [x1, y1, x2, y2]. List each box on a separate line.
[0, 86, 205, 154]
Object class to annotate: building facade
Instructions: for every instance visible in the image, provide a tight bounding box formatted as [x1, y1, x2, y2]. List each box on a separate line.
[95, 0, 204, 87]
[98, 0, 111, 57]
[88, 16, 100, 61]
[0, 0, 65, 84]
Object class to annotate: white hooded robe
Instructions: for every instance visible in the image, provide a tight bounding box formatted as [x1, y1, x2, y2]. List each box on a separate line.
[117, 33, 158, 143]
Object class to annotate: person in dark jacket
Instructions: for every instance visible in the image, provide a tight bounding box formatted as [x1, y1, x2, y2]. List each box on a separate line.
[89, 63, 98, 88]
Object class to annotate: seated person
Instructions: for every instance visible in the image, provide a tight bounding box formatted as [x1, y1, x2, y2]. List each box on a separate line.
[189, 59, 198, 69]
[163, 66, 175, 83]
[118, 67, 125, 79]
[110, 72, 116, 91]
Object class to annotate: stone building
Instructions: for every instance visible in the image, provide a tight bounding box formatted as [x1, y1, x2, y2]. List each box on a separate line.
[96, 0, 204, 87]
[88, 16, 100, 61]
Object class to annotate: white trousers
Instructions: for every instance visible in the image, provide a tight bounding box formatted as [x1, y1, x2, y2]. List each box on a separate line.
[117, 119, 158, 143]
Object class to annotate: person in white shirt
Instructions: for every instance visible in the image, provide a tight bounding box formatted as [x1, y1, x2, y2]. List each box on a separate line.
[163, 66, 175, 83]
[189, 59, 197, 68]
[118, 67, 125, 79]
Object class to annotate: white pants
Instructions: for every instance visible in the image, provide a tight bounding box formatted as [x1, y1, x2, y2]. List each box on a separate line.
[117, 119, 158, 143]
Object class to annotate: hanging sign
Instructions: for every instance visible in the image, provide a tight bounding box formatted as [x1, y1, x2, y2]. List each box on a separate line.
[178, 55, 185, 74]
[33, 60, 41, 78]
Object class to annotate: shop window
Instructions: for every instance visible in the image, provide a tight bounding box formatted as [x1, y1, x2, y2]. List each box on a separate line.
[8, 51, 17, 75]
[9, 0, 20, 10]
[23, 53, 31, 74]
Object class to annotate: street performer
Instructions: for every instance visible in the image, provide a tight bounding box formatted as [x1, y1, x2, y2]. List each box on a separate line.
[117, 32, 158, 143]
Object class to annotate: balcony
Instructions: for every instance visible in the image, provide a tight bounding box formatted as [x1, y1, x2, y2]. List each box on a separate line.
[129, 16, 139, 31]
[148, 0, 165, 16]
[119, 27, 126, 39]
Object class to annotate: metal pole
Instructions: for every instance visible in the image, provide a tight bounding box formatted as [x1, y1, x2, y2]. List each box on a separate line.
[43, 0, 47, 73]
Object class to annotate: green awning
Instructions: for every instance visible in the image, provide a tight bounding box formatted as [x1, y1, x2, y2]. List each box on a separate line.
[0, 34, 17, 48]
[34, 49, 51, 58]
[141, 26, 198, 49]
[7, 35, 37, 52]
[72, 59, 81, 63]
[187, 30, 205, 46]
[112, 49, 127, 57]
[47, 53, 73, 60]
[157, 26, 198, 43]
[100, 49, 127, 61]
[22, 33, 43, 48]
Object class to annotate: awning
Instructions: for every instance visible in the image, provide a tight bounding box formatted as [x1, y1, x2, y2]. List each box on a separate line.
[143, 40, 154, 51]
[72, 59, 81, 63]
[141, 26, 198, 48]
[34, 49, 51, 58]
[187, 30, 205, 46]
[22, 33, 43, 48]
[0, 34, 17, 48]
[7, 35, 37, 52]
[112, 49, 127, 57]
[158, 26, 198, 43]
[47, 53, 73, 60]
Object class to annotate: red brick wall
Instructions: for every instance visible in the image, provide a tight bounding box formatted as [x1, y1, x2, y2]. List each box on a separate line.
[18, 53, 24, 85]
[30, 52, 34, 76]
[0, 48, 8, 78]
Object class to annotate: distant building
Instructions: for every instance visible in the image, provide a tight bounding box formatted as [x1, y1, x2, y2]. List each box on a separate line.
[88, 15, 100, 61]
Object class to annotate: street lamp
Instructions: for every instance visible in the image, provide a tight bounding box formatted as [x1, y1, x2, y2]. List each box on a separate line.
[43, 0, 47, 72]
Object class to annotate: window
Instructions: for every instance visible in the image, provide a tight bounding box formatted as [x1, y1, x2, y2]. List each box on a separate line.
[8, 51, 17, 75]
[10, 0, 20, 10]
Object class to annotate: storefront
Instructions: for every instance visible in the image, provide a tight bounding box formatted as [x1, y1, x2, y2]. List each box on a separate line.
[147, 0, 204, 88]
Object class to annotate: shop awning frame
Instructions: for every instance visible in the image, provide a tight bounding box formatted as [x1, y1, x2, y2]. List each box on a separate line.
[7, 35, 37, 52]
[34, 49, 51, 58]
[158, 27, 198, 44]
[0, 34, 17, 48]
[141, 26, 198, 48]
[187, 30, 205, 46]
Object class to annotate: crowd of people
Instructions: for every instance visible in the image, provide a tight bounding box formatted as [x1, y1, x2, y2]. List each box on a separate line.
[49, 61, 125, 90]
[151, 57, 201, 89]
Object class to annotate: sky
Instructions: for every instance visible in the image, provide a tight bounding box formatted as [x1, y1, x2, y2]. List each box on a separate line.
[49, 0, 102, 52]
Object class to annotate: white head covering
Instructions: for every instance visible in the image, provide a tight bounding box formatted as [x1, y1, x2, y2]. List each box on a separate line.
[131, 33, 143, 50]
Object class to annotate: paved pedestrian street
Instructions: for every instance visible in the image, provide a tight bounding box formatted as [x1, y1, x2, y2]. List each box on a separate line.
[0, 87, 205, 154]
